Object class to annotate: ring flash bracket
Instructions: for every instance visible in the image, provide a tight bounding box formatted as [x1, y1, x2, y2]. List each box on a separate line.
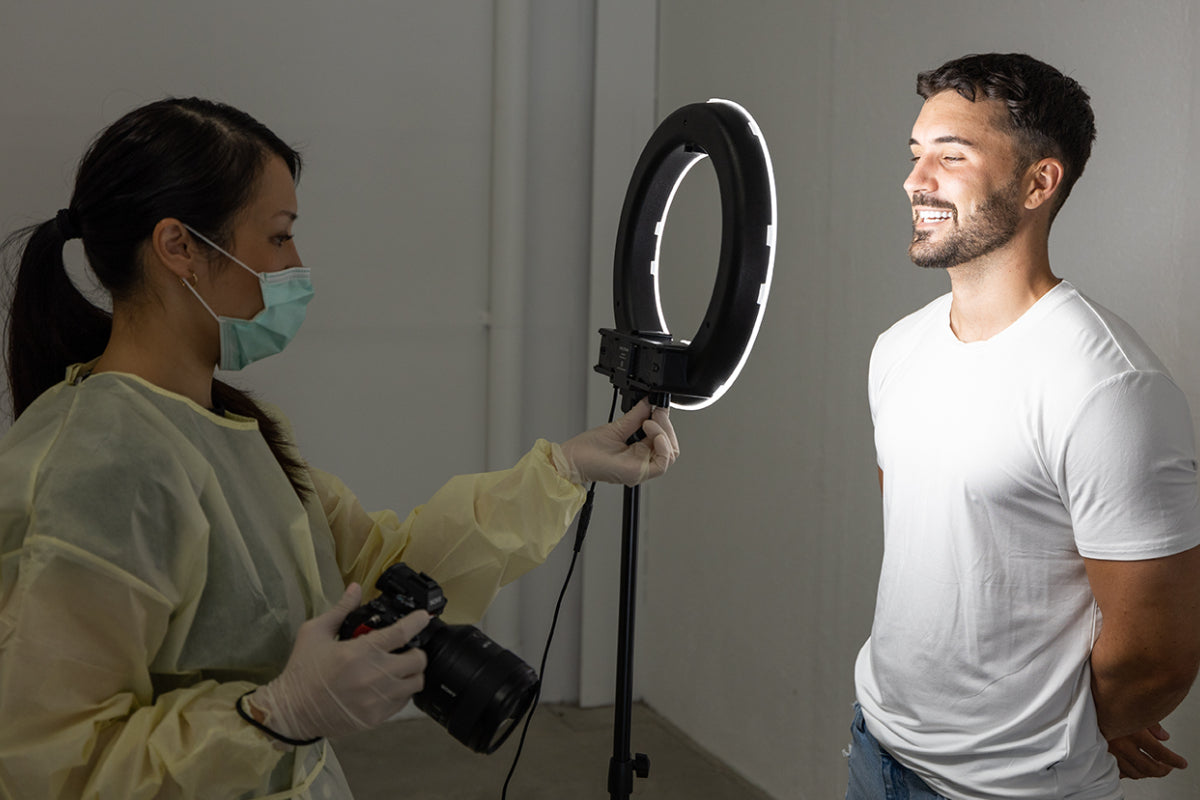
[595, 99, 777, 411]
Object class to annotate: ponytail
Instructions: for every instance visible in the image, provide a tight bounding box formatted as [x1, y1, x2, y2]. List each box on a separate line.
[4, 216, 111, 419]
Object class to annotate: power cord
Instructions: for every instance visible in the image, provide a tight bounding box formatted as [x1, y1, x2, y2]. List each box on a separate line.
[500, 388, 619, 798]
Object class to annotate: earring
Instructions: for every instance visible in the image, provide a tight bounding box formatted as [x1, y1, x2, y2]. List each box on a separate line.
[188, 271, 199, 286]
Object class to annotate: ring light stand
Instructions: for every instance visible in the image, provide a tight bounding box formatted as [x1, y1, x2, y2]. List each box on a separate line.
[594, 98, 776, 799]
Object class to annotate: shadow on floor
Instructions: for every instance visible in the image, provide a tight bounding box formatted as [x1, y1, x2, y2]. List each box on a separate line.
[331, 701, 775, 799]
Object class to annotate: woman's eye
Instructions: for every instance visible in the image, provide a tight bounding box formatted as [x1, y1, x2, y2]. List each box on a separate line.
[273, 234, 294, 246]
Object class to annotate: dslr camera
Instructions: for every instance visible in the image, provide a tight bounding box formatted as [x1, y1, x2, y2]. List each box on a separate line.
[338, 563, 539, 754]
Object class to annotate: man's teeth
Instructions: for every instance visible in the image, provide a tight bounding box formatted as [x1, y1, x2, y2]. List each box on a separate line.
[918, 209, 953, 222]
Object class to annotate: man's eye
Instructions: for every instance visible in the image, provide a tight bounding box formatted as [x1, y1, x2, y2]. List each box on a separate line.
[273, 234, 294, 246]
[943, 156, 963, 163]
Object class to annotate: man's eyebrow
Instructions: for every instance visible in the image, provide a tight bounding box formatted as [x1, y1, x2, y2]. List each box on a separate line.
[909, 135, 977, 148]
[274, 211, 298, 221]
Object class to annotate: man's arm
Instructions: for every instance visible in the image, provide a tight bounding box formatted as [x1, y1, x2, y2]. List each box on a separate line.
[1084, 545, 1200, 776]
[1084, 545, 1200, 737]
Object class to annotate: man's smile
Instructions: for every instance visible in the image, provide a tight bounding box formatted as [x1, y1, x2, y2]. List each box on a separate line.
[913, 207, 955, 227]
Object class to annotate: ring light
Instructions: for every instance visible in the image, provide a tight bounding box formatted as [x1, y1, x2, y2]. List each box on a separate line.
[595, 98, 777, 410]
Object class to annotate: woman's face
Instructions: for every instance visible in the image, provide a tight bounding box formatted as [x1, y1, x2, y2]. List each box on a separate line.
[204, 155, 301, 321]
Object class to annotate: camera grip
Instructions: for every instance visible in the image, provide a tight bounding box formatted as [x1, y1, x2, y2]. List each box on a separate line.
[337, 599, 421, 653]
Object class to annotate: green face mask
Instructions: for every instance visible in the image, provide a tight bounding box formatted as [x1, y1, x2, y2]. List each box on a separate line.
[182, 225, 314, 371]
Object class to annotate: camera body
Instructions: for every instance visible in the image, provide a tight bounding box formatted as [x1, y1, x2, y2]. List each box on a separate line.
[338, 564, 446, 649]
[337, 563, 539, 754]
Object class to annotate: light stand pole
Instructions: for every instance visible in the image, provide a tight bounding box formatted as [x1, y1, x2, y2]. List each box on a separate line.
[608, 484, 650, 799]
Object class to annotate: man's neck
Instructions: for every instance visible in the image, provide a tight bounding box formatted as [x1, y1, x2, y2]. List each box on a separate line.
[945, 237, 1059, 343]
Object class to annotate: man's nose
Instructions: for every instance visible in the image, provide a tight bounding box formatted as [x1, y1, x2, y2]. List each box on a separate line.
[903, 156, 935, 197]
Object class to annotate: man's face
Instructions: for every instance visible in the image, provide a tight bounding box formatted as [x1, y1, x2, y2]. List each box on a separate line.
[904, 90, 1026, 270]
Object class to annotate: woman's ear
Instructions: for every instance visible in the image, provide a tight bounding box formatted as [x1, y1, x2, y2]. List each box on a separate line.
[148, 218, 198, 283]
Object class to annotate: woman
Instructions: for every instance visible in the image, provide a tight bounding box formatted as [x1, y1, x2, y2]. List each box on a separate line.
[0, 97, 677, 799]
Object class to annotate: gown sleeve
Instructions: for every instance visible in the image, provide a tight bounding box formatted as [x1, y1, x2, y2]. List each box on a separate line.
[0, 529, 286, 799]
[311, 440, 587, 624]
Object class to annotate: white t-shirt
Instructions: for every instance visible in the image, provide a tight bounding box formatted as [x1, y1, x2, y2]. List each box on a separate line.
[856, 281, 1200, 800]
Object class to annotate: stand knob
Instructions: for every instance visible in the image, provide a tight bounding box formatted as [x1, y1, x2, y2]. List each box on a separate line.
[634, 753, 650, 779]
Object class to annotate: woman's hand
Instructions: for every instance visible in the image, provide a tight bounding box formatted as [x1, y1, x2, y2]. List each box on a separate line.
[557, 398, 680, 486]
[246, 583, 431, 742]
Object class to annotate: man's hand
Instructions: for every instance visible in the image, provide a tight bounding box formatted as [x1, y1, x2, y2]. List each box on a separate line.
[1108, 724, 1188, 779]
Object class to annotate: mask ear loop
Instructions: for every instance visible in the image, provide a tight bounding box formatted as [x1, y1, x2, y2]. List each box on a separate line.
[179, 272, 220, 320]
[183, 223, 259, 278]
[179, 225, 258, 321]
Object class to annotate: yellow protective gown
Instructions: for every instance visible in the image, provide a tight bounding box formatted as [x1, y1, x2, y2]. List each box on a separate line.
[0, 365, 586, 799]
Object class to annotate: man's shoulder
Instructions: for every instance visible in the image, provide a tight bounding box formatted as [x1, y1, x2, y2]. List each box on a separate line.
[879, 291, 952, 339]
[883, 289, 945, 333]
[870, 291, 951, 370]
[1049, 283, 1169, 374]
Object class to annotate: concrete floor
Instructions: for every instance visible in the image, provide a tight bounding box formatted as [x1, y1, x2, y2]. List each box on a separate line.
[332, 702, 776, 799]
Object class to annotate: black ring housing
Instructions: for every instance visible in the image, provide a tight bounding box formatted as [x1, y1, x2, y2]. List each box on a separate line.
[596, 100, 774, 410]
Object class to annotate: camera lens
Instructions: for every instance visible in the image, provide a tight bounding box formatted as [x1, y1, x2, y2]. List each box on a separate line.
[413, 619, 540, 754]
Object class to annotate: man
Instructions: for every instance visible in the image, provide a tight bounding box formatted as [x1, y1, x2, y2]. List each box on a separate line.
[847, 53, 1200, 800]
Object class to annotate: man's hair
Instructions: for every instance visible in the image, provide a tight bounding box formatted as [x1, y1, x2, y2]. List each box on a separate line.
[917, 53, 1096, 219]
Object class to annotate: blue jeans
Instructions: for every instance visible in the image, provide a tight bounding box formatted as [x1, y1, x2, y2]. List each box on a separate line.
[846, 704, 949, 800]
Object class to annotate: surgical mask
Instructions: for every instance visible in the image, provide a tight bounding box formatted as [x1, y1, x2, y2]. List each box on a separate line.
[181, 225, 314, 371]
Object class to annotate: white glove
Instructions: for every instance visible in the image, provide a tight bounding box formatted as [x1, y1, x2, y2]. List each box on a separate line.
[245, 583, 431, 742]
[556, 398, 680, 486]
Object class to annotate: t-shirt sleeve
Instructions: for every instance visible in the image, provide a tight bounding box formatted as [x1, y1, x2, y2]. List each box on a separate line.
[1062, 370, 1200, 559]
[868, 335, 884, 428]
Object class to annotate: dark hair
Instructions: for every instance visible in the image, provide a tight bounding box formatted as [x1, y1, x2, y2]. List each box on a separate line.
[3, 97, 311, 500]
[917, 53, 1096, 219]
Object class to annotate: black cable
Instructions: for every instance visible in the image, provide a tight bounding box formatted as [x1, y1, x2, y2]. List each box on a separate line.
[500, 388, 619, 798]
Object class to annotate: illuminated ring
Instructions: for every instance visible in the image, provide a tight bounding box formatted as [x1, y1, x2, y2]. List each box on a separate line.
[612, 98, 776, 410]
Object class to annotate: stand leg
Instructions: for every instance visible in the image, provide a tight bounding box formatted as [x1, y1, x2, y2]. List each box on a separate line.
[608, 485, 650, 798]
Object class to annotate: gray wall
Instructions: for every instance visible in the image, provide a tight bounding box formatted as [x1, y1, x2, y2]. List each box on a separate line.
[4, 2, 1200, 799]
[644, 1, 1200, 798]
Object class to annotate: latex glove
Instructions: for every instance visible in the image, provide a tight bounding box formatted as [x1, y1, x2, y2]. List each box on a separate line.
[1108, 724, 1188, 779]
[556, 398, 680, 486]
[246, 583, 431, 742]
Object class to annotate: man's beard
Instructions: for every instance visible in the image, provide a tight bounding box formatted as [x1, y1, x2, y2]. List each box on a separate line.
[908, 179, 1022, 270]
